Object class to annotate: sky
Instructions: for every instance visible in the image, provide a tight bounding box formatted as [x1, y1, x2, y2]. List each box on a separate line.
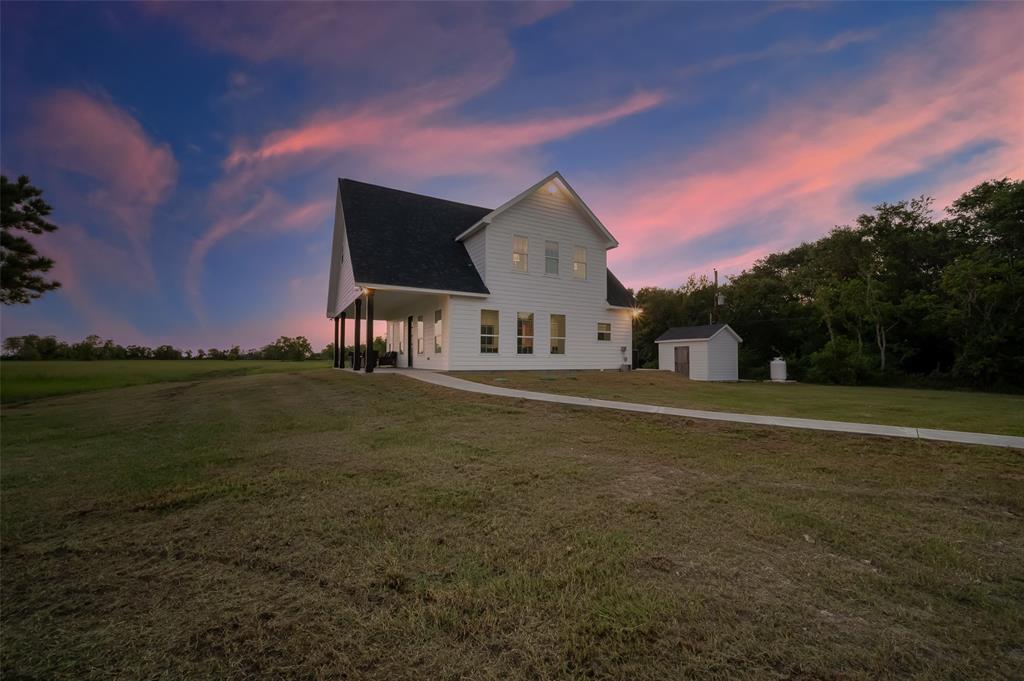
[2, 1, 1022, 351]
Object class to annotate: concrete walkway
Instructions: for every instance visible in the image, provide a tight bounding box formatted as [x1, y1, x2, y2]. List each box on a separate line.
[386, 369, 1024, 450]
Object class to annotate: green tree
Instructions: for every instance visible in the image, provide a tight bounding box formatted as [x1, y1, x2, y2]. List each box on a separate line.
[1, 175, 61, 304]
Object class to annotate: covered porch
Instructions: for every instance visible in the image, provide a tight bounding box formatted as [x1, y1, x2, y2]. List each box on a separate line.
[329, 286, 457, 373]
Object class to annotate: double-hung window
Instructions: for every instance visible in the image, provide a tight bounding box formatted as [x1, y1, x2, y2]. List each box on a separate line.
[513, 236, 529, 272]
[550, 314, 566, 354]
[597, 322, 611, 341]
[573, 247, 587, 279]
[434, 309, 443, 354]
[480, 310, 499, 353]
[517, 313, 534, 354]
[545, 241, 559, 276]
[416, 315, 424, 354]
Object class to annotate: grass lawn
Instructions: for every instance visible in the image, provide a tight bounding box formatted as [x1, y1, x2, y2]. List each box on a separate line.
[453, 370, 1024, 436]
[0, 359, 330, 403]
[2, 368, 1023, 679]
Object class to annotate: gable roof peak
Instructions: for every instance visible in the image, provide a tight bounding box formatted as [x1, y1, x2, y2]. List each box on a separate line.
[454, 171, 619, 248]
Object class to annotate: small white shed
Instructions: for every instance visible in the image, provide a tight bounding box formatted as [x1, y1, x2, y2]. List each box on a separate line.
[655, 323, 742, 381]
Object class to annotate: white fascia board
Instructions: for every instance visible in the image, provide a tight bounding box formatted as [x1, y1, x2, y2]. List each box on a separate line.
[356, 282, 490, 298]
[655, 338, 710, 344]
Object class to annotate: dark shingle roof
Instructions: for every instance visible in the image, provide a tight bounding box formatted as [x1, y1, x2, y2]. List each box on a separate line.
[656, 323, 729, 342]
[606, 270, 635, 307]
[340, 178, 633, 305]
[340, 179, 491, 294]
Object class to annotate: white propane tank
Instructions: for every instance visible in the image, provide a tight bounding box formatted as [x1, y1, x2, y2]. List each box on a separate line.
[770, 357, 787, 382]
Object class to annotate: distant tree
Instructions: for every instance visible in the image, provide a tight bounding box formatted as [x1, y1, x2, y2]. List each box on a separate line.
[152, 344, 183, 360]
[70, 335, 102, 361]
[1, 175, 61, 304]
[99, 339, 127, 360]
[125, 344, 153, 359]
[226, 345, 241, 360]
[195, 348, 206, 360]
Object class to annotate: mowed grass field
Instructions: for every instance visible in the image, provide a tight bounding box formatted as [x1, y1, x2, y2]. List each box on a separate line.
[454, 370, 1024, 436]
[0, 359, 331, 403]
[2, 367, 1023, 679]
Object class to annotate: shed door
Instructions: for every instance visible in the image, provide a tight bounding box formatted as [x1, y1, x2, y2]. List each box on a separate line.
[674, 346, 690, 377]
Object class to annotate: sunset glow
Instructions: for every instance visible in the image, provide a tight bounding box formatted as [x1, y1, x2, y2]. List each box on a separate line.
[3, 2, 1021, 349]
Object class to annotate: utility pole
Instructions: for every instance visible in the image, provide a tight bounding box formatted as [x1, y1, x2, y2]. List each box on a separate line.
[713, 268, 719, 323]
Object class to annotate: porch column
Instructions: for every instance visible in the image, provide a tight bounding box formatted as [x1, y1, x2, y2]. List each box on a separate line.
[353, 298, 362, 370]
[365, 289, 375, 373]
[333, 316, 339, 368]
[339, 311, 346, 368]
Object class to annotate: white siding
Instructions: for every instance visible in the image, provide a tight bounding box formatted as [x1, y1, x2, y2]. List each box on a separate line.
[706, 331, 739, 380]
[326, 188, 362, 318]
[447, 185, 629, 370]
[464, 230, 486, 285]
[332, 229, 361, 317]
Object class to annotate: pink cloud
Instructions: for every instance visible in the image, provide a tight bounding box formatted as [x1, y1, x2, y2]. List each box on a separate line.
[597, 3, 1024, 288]
[225, 89, 665, 176]
[27, 90, 176, 239]
[25, 90, 177, 285]
[149, 2, 565, 74]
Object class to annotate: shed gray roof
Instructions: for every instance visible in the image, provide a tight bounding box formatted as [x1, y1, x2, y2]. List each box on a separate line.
[655, 323, 732, 342]
[338, 178, 634, 305]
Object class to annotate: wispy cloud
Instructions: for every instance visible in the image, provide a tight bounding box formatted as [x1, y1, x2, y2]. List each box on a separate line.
[24, 90, 177, 285]
[678, 27, 882, 78]
[602, 3, 1024, 287]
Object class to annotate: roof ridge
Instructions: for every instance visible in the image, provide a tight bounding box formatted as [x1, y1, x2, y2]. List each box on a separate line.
[339, 178, 492, 213]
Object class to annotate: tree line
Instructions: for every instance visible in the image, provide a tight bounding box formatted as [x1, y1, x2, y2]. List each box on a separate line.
[4, 335, 314, 362]
[2, 334, 390, 362]
[633, 178, 1022, 389]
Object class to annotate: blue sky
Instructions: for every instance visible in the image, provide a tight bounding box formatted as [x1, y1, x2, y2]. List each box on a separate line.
[2, 1, 1021, 349]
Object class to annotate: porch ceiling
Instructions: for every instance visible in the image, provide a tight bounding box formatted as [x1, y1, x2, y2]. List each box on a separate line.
[342, 289, 446, 319]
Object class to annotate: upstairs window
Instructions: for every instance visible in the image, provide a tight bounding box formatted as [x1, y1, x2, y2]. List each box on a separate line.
[434, 309, 443, 354]
[513, 236, 529, 272]
[573, 247, 587, 279]
[517, 312, 534, 354]
[597, 322, 611, 341]
[550, 314, 566, 354]
[480, 310, 499, 353]
[545, 241, 559, 276]
[417, 315, 424, 354]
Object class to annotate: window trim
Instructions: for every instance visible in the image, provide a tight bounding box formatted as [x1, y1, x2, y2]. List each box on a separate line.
[480, 309, 499, 354]
[597, 322, 612, 342]
[573, 246, 587, 280]
[517, 312, 534, 355]
[550, 313, 566, 355]
[544, 240, 559, 277]
[512, 235, 529, 273]
[433, 309, 443, 354]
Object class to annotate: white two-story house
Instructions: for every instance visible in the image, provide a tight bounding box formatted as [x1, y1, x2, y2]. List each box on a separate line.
[325, 172, 635, 372]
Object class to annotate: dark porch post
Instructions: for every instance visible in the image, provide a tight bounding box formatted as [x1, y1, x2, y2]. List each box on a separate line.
[333, 316, 339, 368]
[365, 289, 375, 373]
[353, 298, 363, 370]
[339, 311, 346, 368]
